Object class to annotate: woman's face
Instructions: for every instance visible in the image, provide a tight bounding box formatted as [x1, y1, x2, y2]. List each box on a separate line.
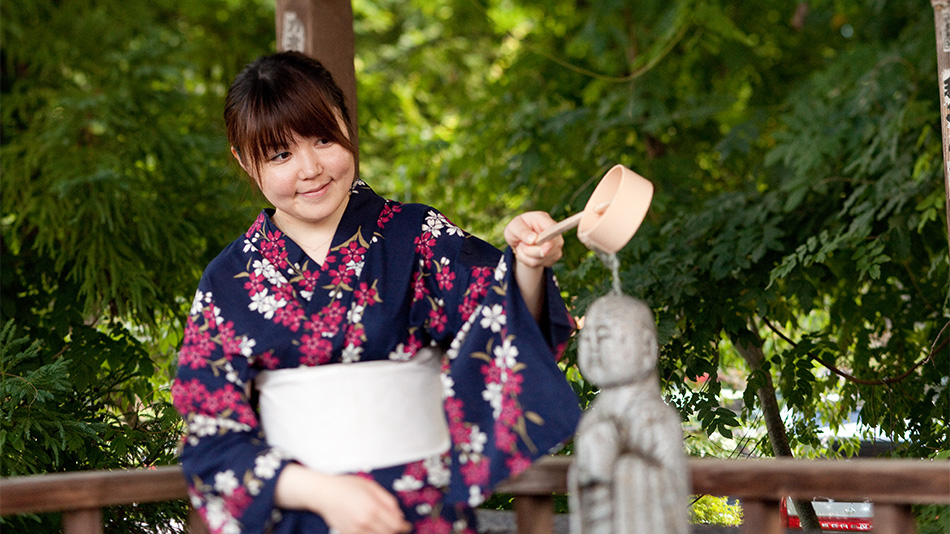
[239, 116, 355, 233]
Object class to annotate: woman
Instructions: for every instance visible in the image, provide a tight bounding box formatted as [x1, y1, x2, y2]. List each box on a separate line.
[172, 51, 581, 534]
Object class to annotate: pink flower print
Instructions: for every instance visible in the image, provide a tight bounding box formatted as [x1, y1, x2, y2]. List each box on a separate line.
[273, 303, 304, 331]
[260, 238, 288, 269]
[428, 307, 447, 333]
[377, 202, 402, 227]
[171, 378, 209, 413]
[243, 272, 266, 297]
[502, 370, 524, 396]
[458, 296, 477, 323]
[178, 345, 209, 370]
[340, 241, 367, 265]
[444, 397, 464, 422]
[298, 269, 320, 292]
[416, 516, 452, 534]
[354, 282, 379, 306]
[466, 277, 489, 300]
[460, 457, 490, 486]
[404, 460, 427, 481]
[324, 300, 346, 323]
[498, 397, 523, 427]
[414, 232, 436, 262]
[327, 266, 353, 287]
[299, 334, 333, 366]
[235, 403, 258, 427]
[411, 272, 428, 302]
[245, 215, 265, 238]
[223, 486, 252, 519]
[480, 362, 503, 384]
[256, 351, 279, 370]
[448, 420, 470, 444]
[494, 424, 517, 451]
[344, 323, 365, 347]
[436, 266, 455, 291]
[505, 453, 531, 477]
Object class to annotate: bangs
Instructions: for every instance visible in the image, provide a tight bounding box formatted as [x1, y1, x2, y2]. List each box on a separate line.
[225, 53, 354, 172]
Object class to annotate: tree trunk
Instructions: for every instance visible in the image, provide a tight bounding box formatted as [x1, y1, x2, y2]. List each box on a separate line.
[732, 327, 823, 532]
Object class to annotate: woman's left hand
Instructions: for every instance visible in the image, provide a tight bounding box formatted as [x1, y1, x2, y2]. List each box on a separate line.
[504, 211, 564, 269]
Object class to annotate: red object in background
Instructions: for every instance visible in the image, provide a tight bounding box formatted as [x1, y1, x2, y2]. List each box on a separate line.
[781, 496, 873, 532]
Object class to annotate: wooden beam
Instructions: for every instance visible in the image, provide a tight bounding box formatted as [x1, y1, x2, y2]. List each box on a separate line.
[275, 0, 359, 169]
[0, 466, 188, 515]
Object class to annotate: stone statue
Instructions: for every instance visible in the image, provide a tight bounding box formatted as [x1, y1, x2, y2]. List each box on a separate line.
[569, 294, 689, 534]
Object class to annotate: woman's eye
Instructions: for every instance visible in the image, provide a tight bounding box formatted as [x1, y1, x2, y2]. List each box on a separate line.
[315, 138, 331, 147]
[270, 151, 291, 162]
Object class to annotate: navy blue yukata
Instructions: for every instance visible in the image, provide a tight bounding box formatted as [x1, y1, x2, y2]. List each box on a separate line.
[172, 181, 581, 533]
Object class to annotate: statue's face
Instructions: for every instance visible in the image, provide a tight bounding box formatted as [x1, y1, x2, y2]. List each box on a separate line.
[578, 300, 658, 388]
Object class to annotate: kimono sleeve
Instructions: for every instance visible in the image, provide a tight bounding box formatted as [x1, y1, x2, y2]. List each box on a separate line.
[172, 280, 293, 534]
[408, 208, 582, 508]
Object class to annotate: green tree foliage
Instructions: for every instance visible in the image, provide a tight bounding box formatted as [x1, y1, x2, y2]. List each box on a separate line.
[351, 0, 948, 461]
[1, 0, 276, 530]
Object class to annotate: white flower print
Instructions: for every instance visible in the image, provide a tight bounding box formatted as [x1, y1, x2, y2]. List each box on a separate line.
[252, 258, 288, 286]
[213, 470, 239, 496]
[341, 343, 363, 363]
[482, 382, 503, 419]
[242, 238, 255, 253]
[447, 317, 473, 360]
[246, 478, 263, 496]
[459, 425, 487, 463]
[480, 304, 506, 333]
[347, 303, 365, 324]
[417, 503, 433, 515]
[346, 258, 364, 278]
[239, 336, 257, 358]
[189, 414, 218, 438]
[494, 257, 508, 282]
[388, 343, 413, 362]
[300, 290, 313, 301]
[190, 290, 207, 315]
[468, 485, 485, 507]
[441, 373, 455, 398]
[424, 455, 451, 487]
[393, 474, 423, 492]
[204, 498, 229, 530]
[248, 289, 285, 320]
[254, 450, 282, 479]
[493, 338, 519, 370]
[423, 211, 445, 237]
[210, 304, 224, 325]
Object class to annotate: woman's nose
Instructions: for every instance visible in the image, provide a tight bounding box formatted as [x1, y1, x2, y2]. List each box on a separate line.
[297, 147, 323, 179]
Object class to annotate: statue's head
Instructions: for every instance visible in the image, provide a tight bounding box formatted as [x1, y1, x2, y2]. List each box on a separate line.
[578, 295, 658, 388]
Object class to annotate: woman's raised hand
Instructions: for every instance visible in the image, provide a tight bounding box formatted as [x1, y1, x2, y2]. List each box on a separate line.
[504, 211, 564, 270]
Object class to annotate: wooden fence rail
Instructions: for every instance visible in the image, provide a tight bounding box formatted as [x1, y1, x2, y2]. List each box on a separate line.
[2, 458, 948, 534]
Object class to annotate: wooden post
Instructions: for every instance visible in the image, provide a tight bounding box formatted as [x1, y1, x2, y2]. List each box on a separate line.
[931, 0, 950, 258]
[63, 509, 102, 534]
[275, 0, 360, 171]
[739, 499, 783, 534]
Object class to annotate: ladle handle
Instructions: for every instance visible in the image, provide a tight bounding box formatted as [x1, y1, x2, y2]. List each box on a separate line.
[536, 212, 585, 244]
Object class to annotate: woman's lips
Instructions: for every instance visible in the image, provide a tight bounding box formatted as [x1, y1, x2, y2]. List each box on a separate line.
[299, 182, 330, 197]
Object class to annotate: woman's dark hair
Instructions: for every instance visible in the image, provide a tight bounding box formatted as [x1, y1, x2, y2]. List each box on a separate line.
[225, 51, 354, 172]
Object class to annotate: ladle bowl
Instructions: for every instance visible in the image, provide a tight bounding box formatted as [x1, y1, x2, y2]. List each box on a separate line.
[537, 164, 654, 254]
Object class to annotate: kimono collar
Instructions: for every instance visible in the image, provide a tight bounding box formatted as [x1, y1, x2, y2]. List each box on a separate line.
[254, 179, 387, 268]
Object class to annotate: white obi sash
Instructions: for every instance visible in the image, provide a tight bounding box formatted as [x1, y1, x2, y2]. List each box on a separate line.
[254, 348, 450, 474]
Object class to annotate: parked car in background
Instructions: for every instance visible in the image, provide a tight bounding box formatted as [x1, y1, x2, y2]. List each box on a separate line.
[781, 496, 873, 532]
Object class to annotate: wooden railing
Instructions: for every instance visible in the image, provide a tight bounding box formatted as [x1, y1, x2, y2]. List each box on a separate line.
[2, 458, 948, 534]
